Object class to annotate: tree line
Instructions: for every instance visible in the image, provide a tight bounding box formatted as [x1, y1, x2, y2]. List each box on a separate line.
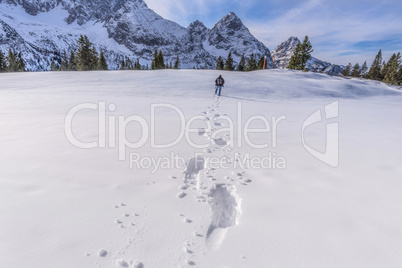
[0, 49, 26, 72]
[342, 50, 402, 86]
[215, 51, 269, 71]
[50, 35, 108, 71]
[149, 50, 180, 70]
[119, 50, 180, 70]
[3, 33, 400, 87]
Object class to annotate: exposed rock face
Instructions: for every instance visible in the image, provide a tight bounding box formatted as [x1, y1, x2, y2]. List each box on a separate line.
[271, 36, 300, 69]
[0, 1, 342, 73]
[272, 36, 344, 74]
[206, 12, 272, 66]
[0, 1, 272, 70]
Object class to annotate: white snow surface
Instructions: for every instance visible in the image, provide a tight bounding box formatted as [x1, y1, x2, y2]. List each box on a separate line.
[1, 69, 402, 267]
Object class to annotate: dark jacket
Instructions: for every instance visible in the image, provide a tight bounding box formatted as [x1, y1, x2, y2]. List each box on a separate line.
[215, 76, 225, 86]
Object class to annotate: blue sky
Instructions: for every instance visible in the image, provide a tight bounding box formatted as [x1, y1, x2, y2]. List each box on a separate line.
[145, 0, 402, 66]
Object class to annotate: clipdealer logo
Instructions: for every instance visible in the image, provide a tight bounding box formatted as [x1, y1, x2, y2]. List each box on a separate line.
[64, 101, 339, 170]
[302, 101, 339, 167]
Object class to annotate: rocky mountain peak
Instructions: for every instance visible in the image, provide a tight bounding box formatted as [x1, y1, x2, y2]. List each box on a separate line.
[207, 11, 271, 65]
[225, 12, 239, 20]
[63, 0, 148, 25]
[272, 36, 343, 74]
[215, 12, 243, 31]
[272, 37, 300, 55]
[188, 20, 207, 30]
[1, 0, 273, 70]
[186, 20, 209, 44]
[3, 0, 60, 15]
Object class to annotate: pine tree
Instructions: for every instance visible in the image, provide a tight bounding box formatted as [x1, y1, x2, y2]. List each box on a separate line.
[120, 59, 126, 70]
[68, 51, 76, 71]
[224, 51, 234, 71]
[237, 54, 245, 71]
[381, 59, 391, 80]
[246, 53, 257, 71]
[300, 36, 313, 70]
[151, 49, 157, 70]
[397, 65, 402, 86]
[173, 56, 180, 69]
[134, 58, 141, 70]
[156, 51, 165, 69]
[216, 56, 224, 70]
[151, 50, 165, 70]
[126, 58, 133, 70]
[90, 46, 99, 70]
[257, 56, 265, 70]
[76, 35, 90, 70]
[0, 50, 6, 72]
[137, 59, 142, 70]
[361, 61, 368, 77]
[367, 49, 383, 81]
[288, 43, 302, 70]
[288, 36, 313, 71]
[350, 63, 361, 77]
[98, 51, 108, 70]
[16, 52, 25, 71]
[59, 51, 68, 71]
[76, 35, 99, 71]
[50, 59, 58, 71]
[6, 49, 18, 72]
[383, 52, 401, 85]
[342, 63, 352, 76]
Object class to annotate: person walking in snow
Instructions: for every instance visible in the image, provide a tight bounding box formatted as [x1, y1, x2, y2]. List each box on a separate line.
[215, 75, 225, 96]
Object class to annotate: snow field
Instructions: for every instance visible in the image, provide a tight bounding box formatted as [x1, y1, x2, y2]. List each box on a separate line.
[0, 69, 401, 267]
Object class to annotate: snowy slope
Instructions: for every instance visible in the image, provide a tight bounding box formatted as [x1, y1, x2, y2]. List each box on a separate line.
[1, 70, 401, 267]
[0, 1, 271, 70]
[0, 4, 134, 70]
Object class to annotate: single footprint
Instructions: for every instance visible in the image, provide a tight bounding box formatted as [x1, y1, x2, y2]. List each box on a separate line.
[206, 184, 241, 249]
[98, 249, 108, 257]
[214, 138, 227, 146]
[116, 259, 129, 267]
[177, 192, 187, 198]
[185, 156, 205, 180]
[132, 261, 144, 268]
[198, 128, 206, 136]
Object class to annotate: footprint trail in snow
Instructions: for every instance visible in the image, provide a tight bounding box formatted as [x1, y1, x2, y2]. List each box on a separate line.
[177, 95, 251, 264]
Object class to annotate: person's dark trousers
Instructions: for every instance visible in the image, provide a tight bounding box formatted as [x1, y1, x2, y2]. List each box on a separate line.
[215, 86, 222, 96]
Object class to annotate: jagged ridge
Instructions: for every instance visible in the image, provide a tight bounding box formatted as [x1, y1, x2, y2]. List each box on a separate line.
[0, 0, 272, 70]
[0, 0, 340, 73]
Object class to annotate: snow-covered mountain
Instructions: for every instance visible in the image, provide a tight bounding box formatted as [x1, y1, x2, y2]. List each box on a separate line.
[205, 12, 272, 63]
[272, 36, 345, 74]
[271, 36, 300, 69]
[0, 0, 272, 70]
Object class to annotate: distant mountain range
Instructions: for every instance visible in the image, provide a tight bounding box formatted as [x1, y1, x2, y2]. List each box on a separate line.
[0, 0, 344, 73]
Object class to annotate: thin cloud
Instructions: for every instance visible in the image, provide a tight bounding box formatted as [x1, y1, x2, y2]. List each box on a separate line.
[145, 0, 226, 27]
[245, 0, 402, 65]
[145, 0, 402, 65]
